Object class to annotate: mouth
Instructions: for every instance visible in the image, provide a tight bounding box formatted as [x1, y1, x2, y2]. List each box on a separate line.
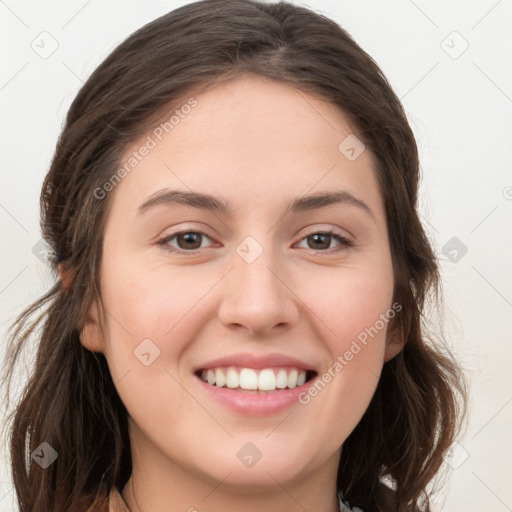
[194, 366, 318, 393]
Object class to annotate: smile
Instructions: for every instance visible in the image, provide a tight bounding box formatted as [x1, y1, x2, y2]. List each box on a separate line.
[196, 366, 317, 392]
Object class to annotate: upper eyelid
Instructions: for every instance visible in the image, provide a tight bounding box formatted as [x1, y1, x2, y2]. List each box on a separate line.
[159, 226, 350, 240]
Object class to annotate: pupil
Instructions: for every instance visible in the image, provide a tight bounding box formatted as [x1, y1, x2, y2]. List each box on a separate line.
[180, 232, 201, 249]
[310, 233, 330, 249]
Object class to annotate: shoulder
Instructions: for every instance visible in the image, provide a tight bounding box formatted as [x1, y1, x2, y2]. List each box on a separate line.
[107, 487, 131, 512]
[83, 487, 130, 512]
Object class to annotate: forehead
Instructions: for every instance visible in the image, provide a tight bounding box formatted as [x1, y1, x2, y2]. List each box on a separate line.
[107, 75, 384, 222]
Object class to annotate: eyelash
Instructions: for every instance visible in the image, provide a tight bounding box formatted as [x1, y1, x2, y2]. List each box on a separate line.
[157, 229, 354, 255]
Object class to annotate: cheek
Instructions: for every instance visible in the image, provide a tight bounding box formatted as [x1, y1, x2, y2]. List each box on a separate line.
[298, 260, 394, 347]
[295, 261, 393, 418]
[98, 253, 226, 398]
[101, 252, 212, 340]
[98, 256, 201, 425]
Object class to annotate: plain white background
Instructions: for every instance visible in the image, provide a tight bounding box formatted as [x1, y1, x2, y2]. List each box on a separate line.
[1, 1, 511, 511]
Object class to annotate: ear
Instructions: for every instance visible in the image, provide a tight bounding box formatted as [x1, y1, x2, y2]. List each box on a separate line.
[80, 301, 107, 354]
[58, 263, 106, 354]
[58, 262, 73, 292]
[383, 328, 404, 362]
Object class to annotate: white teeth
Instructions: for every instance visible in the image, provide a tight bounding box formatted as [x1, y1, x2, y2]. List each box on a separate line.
[225, 367, 239, 388]
[276, 369, 288, 389]
[198, 366, 310, 391]
[215, 368, 226, 387]
[239, 368, 258, 389]
[288, 369, 298, 388]
[258, 369, 276, 390]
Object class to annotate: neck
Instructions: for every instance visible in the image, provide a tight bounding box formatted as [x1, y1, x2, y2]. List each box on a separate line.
[122, 424, 341, 512]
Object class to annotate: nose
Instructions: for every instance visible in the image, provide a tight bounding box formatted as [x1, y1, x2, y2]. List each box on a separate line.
[217, 242, 300, 336]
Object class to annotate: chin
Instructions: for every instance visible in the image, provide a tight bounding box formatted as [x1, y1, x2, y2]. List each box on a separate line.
[191, 443, 313, 489]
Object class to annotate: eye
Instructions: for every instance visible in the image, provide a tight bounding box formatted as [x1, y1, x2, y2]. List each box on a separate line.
[295, 230, 353, 253]
[157, 229, 353, 255]
[158, 230, 215, 254]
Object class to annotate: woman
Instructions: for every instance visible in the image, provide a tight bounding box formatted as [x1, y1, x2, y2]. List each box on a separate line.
[1, 1, 466, 511]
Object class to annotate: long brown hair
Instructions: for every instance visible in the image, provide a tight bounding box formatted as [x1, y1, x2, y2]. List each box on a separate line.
[1, 1, 467, 511]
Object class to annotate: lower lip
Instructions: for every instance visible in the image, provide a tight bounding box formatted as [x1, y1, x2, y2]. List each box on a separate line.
[195, 375, 317, 415]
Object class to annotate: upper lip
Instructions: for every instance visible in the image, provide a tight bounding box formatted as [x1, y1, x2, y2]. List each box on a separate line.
[194, 352, 318, 373]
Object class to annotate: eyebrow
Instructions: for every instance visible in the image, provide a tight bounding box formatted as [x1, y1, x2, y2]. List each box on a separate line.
[137, 188, 375, 220]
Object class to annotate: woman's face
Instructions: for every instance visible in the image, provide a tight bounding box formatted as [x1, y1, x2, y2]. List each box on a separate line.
[81, 75, 399, 491]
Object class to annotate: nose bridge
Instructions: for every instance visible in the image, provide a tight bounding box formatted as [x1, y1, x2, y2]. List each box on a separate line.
[236, 234, 281, 296]
[218, 233, 298, 334]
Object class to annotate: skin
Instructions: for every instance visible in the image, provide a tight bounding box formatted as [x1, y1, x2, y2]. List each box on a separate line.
[67, 75, 402, 512]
